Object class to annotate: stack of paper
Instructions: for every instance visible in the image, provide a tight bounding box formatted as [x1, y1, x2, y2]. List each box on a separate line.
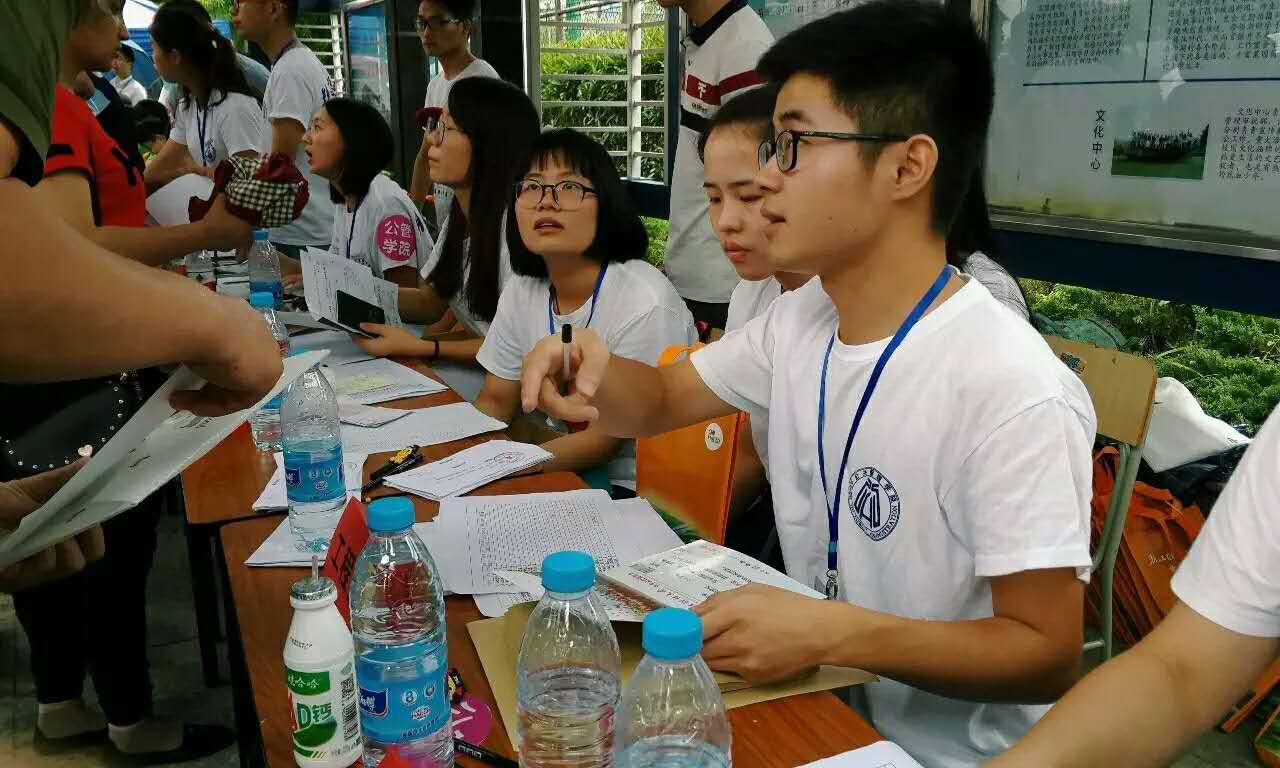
[799, 742, 924, 768]
[413, 492, 681, 621]
[338, 402, 409, 428]
[602, 539, 823, 610]
[251, 453, 368, 511]
[301, 246, 403, 333]
[339, 402, 506, 454]
[383, 440, 552, 500]
[328, 358, 448, 405]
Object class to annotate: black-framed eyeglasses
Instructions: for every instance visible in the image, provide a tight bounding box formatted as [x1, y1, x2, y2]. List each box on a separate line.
[425, 116, 463, 145]
[514, 180, 597, 212]
[414, 15, 462, 32]
[758, 129, 911, 172]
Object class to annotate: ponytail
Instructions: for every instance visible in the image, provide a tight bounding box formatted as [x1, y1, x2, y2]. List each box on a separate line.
[151, 0, 257, 110]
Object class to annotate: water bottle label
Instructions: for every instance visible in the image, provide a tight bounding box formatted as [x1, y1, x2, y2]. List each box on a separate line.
[287, 662, 362, 762]
[250, 279, 284, 306]
[357, 642, 450, 743]
[284, 451, 345, 504]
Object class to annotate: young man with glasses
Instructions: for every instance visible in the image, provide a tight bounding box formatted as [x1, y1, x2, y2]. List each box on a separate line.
[232, 0, 335, 260]
[517, 3, 1095, 765]
[409, 0, 498, 227]
[658, 0, 772, 332]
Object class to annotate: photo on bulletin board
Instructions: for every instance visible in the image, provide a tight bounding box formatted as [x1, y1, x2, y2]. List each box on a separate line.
[346, 0, 394, 130]
[985, 0, 1280, 255]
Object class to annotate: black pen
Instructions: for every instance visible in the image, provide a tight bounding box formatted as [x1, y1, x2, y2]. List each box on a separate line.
[560, 323, 572, 396]
[455, 738, 518, 768]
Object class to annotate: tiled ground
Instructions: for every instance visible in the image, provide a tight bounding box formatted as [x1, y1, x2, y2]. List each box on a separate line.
[0, 512, 1266, 767]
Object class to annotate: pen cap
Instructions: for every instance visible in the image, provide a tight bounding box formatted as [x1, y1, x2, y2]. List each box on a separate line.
[540, 550, 595, 593]
[641, 607, 703, 660]
[561, 323, 572, 343]
[367, 496, 414, 533]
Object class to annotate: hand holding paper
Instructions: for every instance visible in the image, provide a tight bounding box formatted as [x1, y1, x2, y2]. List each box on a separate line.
[0, 461, 103, 593]
[696, 582, 834, 685]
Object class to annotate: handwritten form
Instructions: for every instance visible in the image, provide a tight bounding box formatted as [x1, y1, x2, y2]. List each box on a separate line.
[384, 440, 553, 500]
[302, 247, 402, 331]
[603, 539, 823, 610]
[327, 358, 448, 406]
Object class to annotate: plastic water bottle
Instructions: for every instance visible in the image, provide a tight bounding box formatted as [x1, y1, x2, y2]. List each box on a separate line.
[250, 291, 290, 452]
[517, 551, 621, 768]
[615, 609, 731, 768]
[249, 230, 284, 307]
[285, 558, 363, 768]
[282, 362, 345, 551]
[186, 249, 215, 288]
[350, 497, 453, 768]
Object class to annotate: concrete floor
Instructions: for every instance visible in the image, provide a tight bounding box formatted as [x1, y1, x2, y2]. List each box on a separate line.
[0, 512, 1268, 767]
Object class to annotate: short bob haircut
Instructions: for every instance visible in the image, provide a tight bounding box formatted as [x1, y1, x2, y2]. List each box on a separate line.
[319, 98, 394, 203]
[506, 128, 648, 278]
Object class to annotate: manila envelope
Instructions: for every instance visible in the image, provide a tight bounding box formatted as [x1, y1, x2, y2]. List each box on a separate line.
[467, 601, 875, 750]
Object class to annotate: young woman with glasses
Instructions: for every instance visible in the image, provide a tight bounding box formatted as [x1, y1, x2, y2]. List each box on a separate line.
[469, 128, 696, 493]
[353, 76, 537, 399]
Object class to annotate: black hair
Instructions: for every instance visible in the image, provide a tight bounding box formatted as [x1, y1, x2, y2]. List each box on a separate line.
[946, 171, 1029, 316]
[133, 99, 171, 142]
[426, 77, 540, 323]
[117, 46, 135, 64]
[506, 128, 648, 278]
[697, 85, 777, 162]
[283, 0, 301, 23]
[432, 0, 478, 20]
[152, 0, 257, 110]
[756, 0, 993, 234]
[320, 98, 394, 203]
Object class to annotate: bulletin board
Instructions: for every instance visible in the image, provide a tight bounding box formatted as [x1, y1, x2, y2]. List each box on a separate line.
[985, 0, 1280, 264]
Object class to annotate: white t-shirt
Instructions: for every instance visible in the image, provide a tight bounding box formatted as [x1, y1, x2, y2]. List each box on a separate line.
[111, 75, 147, 106]
[418, 212, 513, 337]
[477, 259, 697, 486]
[1172, 407, 1280, 637]
[665, 2, 773, 303]
[170, 91, 265, 168]
[261, 44, 335, 246]
[726, 275, 785, 471]
[690, 274, 1096, 768]
[422, 57, 500, 227]
[329, 174, 435, 277]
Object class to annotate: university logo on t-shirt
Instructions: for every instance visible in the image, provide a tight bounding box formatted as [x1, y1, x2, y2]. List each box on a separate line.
[847, 467, 901, 541]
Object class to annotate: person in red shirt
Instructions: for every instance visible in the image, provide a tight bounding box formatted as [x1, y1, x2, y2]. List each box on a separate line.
[35, 4, 249, 267]
[11, 2, 238, 763]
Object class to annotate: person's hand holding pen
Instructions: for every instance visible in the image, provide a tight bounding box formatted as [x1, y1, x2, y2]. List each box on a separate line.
[520, 327, 611, 424]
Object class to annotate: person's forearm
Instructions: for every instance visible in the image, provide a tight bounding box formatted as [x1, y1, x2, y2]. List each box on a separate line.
[541, 429, 623, 474]
[89, 221, 220, 267]
[589, 357, 701, 437]
[0, 179, 243, 380]
[435, 338, 482, 363]
[398, 286, 448, 325]
[822, 600, 1080, 703]
[409, 138, 432, 202]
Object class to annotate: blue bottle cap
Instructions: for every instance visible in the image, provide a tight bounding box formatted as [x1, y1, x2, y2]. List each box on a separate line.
[252, 230, 270, 242]
[249, 292, 275, 309]
[540, 551, 596, 593]
[642, 607, 703, 660]
[367, 497, 414, 533]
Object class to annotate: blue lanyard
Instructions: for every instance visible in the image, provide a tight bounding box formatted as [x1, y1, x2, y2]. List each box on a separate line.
[547, 263, 608, 335]
[816, 264, 952, 600]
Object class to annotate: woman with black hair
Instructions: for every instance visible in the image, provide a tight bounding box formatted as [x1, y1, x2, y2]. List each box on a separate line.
[353, 77, 539, 398]
[143, 0, 265, 192]
[303, 98, 433, 287]
[472, 128, 695, 490]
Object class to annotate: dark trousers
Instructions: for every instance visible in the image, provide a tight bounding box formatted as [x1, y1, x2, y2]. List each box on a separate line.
[683, 299, 729, 334]
[13, 493, 162, 726]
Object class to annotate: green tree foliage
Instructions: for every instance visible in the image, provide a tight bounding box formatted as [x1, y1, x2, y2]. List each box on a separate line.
[1024, 281, 1280, 430]
[196, 0, 232, 21]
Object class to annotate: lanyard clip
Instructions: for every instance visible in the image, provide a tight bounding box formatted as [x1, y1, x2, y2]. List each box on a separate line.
[823, 569, 839, 601]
